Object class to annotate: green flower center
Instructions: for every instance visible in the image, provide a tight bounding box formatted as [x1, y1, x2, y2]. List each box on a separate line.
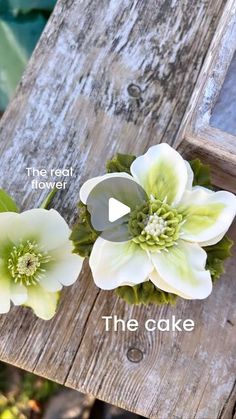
[17, 253, 40, 276]
[8, 241, 52, 286]
[128, 198, 183, 252]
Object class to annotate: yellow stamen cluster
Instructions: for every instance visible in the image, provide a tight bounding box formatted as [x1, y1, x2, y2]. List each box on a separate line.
[8, 241, 52, 286]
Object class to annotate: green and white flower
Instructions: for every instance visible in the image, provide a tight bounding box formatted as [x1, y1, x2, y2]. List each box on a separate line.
[80, 144, 236, 300]
[0, 209, 83, 320]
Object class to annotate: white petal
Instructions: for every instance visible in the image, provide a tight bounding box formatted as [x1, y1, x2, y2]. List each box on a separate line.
[26, 285, 59, 320]
[44, 244, 84, 288]
[0, 212, 18, 241]
[150, 269, 192, 299]
[185, 160, 194, 190]
[80, 172, 135, 204]
[130, 143, 188, 206]
[7, 209, 71, 251]
[89, 237, 153, 290]
[179, 187, 236, 245]
[11, 283, 27, 305]
[151, 240, 212, 299]
[199, 231, 228, 247]
[0, 273, 11, 313]
[39, 276, 63, 292]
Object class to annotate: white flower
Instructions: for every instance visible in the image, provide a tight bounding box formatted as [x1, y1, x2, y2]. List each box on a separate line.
[0, 209, 83, 320]
[80, 144, 236, 300]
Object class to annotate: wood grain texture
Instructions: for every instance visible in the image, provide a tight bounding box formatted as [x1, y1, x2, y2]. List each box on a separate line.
[177, 0, 236, 193]
[0, 0, 235, 418]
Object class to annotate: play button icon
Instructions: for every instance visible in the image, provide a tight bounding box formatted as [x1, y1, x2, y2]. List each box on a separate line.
[108, 198, 130, 222]
[86, 176, 147, 242]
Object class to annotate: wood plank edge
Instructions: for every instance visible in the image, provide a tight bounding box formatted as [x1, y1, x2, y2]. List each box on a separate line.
[178, 132, 236, 193]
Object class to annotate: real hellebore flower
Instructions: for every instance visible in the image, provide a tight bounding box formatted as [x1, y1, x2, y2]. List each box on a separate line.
[0, 209, 83, 320]
[80, 144, 236, 299]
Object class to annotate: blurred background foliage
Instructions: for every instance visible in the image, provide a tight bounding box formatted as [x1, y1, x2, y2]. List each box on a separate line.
[0, 361, 145, 419]
[0, 0, 57, 111]
[0, 361, 60, 419]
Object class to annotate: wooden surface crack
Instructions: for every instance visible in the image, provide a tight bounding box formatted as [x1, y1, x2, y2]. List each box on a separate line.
[218, 379, 236, 419]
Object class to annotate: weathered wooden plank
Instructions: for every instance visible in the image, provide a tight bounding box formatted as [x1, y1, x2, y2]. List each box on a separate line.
[177, 0, 236, 193]
[65, 224, 236, 419]
[178, 128, 236, 193]
[211, 52, 236, 136]
[0, 0, 235, 418]
[219, 379, 236, 419]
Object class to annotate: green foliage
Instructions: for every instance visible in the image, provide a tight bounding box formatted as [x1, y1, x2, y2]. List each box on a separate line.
[40, 187, 59, 209]
[70, 202, 100, 257]
[0, 189, 19, 212]
[106, 153, 136, 174]
[189, 158, 212, 188]
[116, 282, 177, 305]
[0, 13, 46, 111]
[22, 371, 59, 402]
[0, 362, 60, 419]
[0, 0, 56, 13]
[0, 0, 56, 111]
[204, 236, 233, 281]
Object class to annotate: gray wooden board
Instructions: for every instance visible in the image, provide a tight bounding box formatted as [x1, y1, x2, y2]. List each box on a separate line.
[0, 0, 235, 418]
[211, 52, 236, 136]
[176, 0, 236, 194]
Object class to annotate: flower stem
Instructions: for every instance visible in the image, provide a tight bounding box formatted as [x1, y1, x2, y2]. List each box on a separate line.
[40, 188, 59, 209]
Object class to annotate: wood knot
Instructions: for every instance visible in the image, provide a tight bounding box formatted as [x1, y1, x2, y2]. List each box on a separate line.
[127, 84, 142, 98]
[127, 347, 143, 363]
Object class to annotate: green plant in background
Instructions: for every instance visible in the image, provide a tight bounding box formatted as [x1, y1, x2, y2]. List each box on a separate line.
[0, 0, 57, 111]
[0, 361, 60, 418]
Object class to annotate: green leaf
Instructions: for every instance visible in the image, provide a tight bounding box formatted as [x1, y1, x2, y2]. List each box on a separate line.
[70, 202, 100, 257]
[40, 187, 59, 209]
[204, 236, 233, 281]
[0, 13, 47, 111]
[0, 189, 19, 212]
[189, 158, 212, 188]
[106, 153, 136, 174]
[116, 281, 177, 306]
[115, 285, 139, 305]
[0, 0, 56, 14]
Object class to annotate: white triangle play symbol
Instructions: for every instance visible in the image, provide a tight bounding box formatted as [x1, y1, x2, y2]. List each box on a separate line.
[108, 197, 131, 223]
